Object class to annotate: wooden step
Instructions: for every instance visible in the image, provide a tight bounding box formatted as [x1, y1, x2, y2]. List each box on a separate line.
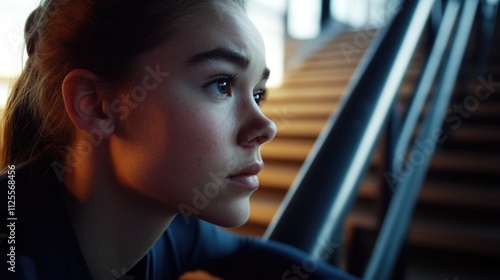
[295, 49, 425, 71]
[261, 138, 315, 162]
[429, 149, 500, 175]
[266, 88, 343, 103]
[446, 124, 500, 145]
[282, 70, 357, 85]
[285, 67, 356, 80]
[267, 87, 346, 100]
[285, 61, 423, 84]
[262, 133, 500, 176]
[248, 191, 284, 227]
[259, 157, 500, 210]
[261, 103, 337, 120]
[259, 162, 300, 191]
[271, 119, 329, 139]
[271, 81, 416, 101]
[347, 203, 500, 257]
[418, 178, 500, 210]
[409, 207, 500, 257]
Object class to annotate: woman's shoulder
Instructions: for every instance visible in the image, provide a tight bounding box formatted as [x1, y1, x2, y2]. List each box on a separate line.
[0, 158, 60, 222]
[0, 158, 92, 279]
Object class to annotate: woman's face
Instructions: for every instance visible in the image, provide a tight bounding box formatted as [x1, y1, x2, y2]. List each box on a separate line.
[108, 3, 276, 227]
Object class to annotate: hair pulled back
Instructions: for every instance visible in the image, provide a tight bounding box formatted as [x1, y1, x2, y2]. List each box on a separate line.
[1, 0, 245, 169]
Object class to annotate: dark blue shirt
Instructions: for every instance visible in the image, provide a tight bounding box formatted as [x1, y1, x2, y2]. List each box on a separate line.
[1, 160, 358, 279]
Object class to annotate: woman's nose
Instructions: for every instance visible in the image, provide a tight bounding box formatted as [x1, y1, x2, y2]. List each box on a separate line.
[237, 107, 277, 148]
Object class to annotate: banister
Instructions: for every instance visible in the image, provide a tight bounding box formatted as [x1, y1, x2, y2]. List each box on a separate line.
[263, 0, 435, 265]
[364, 1, 480, 279]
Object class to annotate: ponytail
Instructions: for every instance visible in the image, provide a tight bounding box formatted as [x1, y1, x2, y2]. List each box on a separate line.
[1, 5, 69, 169]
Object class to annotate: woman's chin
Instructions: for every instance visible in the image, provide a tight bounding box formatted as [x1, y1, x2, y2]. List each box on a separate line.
[200, 203, 251, 228]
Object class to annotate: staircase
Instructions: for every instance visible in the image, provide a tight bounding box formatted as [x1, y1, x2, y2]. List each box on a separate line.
[227, 22, 500, 279]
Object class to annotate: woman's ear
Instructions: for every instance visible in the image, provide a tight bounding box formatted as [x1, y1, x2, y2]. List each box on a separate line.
[62, 69, 115, 138]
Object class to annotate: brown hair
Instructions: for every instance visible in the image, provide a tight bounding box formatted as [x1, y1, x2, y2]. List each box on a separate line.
[0, 0, 245, 169]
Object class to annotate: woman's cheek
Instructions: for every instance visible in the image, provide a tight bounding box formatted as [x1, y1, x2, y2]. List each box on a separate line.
[183, 104, 234, 148]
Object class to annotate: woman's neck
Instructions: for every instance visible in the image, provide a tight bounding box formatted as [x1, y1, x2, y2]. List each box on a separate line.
[63, 156, 176, 280]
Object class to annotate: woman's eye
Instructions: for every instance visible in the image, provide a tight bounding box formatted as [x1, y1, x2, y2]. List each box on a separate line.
[206, 77, 233, 97]
[254, 89, 268, 106]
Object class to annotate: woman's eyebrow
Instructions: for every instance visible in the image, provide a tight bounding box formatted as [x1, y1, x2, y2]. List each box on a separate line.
[185, 47, 270, 81]
[185, 47, 250, 69]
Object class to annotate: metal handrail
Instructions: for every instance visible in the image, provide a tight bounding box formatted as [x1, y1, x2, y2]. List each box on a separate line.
[363, 1, 480, 279]
[263, 0, 435, 264]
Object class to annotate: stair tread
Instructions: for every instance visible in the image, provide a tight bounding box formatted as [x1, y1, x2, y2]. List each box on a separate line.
[267, 87, 345, 99]
[245, 194, 500, 256]
[448, 123, 500, 142]
[398, 206, 500, 256]
[261, 135, 500, 175]
[261, 138, 315, 161]
[259, 161, 500, 210]
[261, 103, 337, 120]
[259, 162, 300, 190]
[429, 149, 500, 174]
[272, 119, 329, 138]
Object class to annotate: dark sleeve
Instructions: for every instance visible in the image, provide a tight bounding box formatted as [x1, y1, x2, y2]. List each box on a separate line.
[172, 217, 359, 280]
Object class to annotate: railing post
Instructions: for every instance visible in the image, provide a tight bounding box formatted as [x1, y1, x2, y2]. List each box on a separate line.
[380, 98, 407, 280]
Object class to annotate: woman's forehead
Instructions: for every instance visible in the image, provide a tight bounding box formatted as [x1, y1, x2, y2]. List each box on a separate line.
[142, 3, 266, 73]
[180, 3, 265, 57]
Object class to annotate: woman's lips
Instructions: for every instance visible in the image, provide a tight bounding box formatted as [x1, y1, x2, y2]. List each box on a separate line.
[228, 163, 262, 190]
[228, 174, 259, 189]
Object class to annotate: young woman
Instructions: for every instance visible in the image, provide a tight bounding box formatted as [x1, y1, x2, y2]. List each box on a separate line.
[0, 0, 359, 279]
